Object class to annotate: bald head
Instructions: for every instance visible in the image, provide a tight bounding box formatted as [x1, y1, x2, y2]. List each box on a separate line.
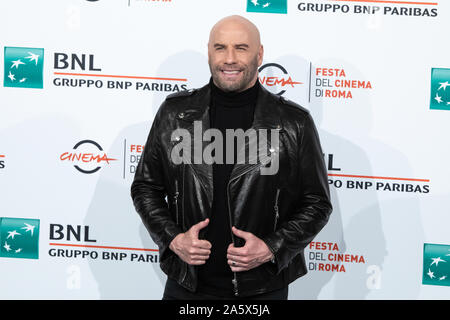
[208, 15, 261, 48]
[207, 15, 264, 92]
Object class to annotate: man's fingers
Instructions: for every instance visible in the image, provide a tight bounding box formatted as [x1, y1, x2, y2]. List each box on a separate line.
[188, 253, 210, 264]
[231, 226, 253, 241]
[193, 239, 212, 249]
[227, 253, 248, 264]
[189, 259, 207, 265]
[229, 261, 249, 272]
[188, 247, 210, 256]
[227, 244, 247, 256]
[194, 248, 211, 255]
[189, 218, 210, 237]
[191, 254, 210, 261]
[231, 266, 248, 272]
[182, 253, 210, 265]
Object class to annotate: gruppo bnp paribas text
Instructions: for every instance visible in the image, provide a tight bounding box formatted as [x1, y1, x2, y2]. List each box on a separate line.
[298, 2, 438, 17]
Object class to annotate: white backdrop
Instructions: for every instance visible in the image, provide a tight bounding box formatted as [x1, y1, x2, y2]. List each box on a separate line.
[0, 0, 449, 299]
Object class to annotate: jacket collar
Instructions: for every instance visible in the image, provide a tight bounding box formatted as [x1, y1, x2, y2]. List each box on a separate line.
[177, 81, 282, 131]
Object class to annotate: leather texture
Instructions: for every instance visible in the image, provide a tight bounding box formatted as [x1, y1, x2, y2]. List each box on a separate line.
[130, 83, 332, 297]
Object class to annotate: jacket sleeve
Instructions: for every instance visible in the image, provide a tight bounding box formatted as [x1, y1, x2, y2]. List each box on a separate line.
[130, 102, 183, 263]
[262, 112, 332, 275]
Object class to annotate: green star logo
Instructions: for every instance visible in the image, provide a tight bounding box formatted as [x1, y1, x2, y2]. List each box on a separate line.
[3, 46, 44, 89]
[246, 0, 287, 14]
[0, 217, 40, 259]
[430, 68, 450, 111]
[422, 243, 450, 287]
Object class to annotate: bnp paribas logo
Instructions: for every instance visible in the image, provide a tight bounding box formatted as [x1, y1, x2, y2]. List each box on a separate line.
[3, 46, 44, 89]
[422, 243, 450, 287]
[430, 68, 450, 111]
[246, 0, 287, 14]
[0, 217, 40, 259]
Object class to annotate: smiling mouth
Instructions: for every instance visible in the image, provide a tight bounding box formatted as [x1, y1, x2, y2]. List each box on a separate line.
[220, 70, 242, 79]
[222, 70, 241, 74]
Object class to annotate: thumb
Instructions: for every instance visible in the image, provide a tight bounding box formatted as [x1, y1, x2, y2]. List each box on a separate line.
[189, 218, 209, 238]
[232, 226, 252, 241]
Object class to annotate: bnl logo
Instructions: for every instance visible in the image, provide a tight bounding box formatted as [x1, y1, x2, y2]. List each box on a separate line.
[430, 68, 450, 111]
[422, 243, 450, 287]
[3, 47, 44, 89]
[246, 0, 287, 14]
[0, 217, 40, 259]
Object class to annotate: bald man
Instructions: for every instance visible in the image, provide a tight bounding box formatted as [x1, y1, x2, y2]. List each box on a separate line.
[131, 15, 332, 300]
[207, 15, 263, 92]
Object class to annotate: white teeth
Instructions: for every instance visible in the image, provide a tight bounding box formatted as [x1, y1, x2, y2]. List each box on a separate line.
[223, 70, 240, 74]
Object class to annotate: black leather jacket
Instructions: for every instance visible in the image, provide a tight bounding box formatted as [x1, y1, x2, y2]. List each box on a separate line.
[131, 83, 332, 297]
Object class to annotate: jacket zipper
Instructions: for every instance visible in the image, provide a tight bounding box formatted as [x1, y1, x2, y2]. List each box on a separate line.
[176, 168, 189, 286]
[181, 164, 185, 230]
[274, 188, 280, 231]
[226, 162, 265, 297]
[174, 179, 180, 226]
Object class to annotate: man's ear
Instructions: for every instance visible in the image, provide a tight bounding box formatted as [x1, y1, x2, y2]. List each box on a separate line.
[258, 45, 264, 66]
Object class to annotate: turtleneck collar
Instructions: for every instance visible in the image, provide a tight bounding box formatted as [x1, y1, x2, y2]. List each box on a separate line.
[209, 77, 259, 107]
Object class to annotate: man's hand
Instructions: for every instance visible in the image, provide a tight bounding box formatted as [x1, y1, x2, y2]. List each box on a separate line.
[169, 218, 212, 265]
[227, 226, 274, 272]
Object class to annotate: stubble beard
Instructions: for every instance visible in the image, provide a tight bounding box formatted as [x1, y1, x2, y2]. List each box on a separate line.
[209, 55, 259, 93]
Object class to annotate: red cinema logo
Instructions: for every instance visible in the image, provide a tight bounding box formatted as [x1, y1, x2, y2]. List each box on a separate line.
[258, 63, 302, 95]
[60, 140, 116, 174]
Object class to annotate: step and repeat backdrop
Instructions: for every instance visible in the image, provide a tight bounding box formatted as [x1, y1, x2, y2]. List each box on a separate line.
[0, 0, 449, 299]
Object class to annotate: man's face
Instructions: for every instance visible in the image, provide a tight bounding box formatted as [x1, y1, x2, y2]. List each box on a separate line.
[208, 20, 263, 92]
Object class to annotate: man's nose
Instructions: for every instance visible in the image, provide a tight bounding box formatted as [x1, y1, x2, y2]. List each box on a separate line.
[224, 48, 237, 64]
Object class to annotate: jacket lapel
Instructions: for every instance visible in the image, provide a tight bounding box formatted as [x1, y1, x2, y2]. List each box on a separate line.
[228, 84, 282, 181]
[174, 84, 214, 210]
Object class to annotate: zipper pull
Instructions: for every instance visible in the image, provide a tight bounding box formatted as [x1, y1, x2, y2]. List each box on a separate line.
[174, 180, 179, 199]
[274, 206, 279, 231]
[231, 277, 238, 296]
[274, 188, 280, 231]
[174, 179, 179, 225]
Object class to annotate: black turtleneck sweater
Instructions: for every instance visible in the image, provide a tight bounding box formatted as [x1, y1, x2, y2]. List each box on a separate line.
[196, 78, 259, 297]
